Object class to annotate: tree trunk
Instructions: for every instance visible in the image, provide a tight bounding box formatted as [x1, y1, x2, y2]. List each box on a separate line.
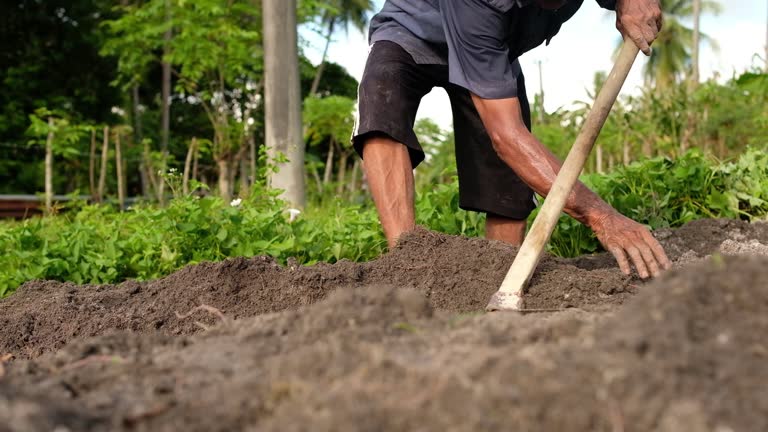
[192, 144, 199, 185]
[691, 0, 701, 86]
[336, 151, 349, 196]
[183, 137, 196, 196]
[701, 107, 711, 154]
[595, 144, 604, 174]
[115, 132, 126, 210]
[537, 60, 545, 123]
[44, 118, 54, 214]
[608, 154, 615, 171]
[348, 159, 360, 197]
[309, 18, 335, 97]
[239, 155, 249, 197]
[132, 85, 143, 143]
[642, 139, 652, 158]
[622, 140, 630, 166]
[159, 0, 172, 205]
[143, 141, 160, 200]
[217, 158, 232, 202]
[98, 126, 110, 203]
[681, 113, 694, 154]
[311, 164, 323, 195]
[249, 133, 257, 185]
[263, 0, 306, 208]
[89, 128, 97, 201]
[323, 140, 335, 186]
[230, 145, 247, 197]
[718, 135, 726, 159]
[132, 84, 150, 198]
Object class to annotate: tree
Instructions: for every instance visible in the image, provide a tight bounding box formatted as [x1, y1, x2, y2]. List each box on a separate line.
[691, 0, 701, 85]
[300, 57, 359, 99]
[263, 0, 306, 207]
[26, 109, 90, 212]
[103, 0, 264, 201]
[0, 0, 121, 194]
[159, 0, 173, 204]
[628, 0, 722, 88]
[413, 119, 455, 188]
[303, 96, 355, 194]
[308, 0, 373, 96]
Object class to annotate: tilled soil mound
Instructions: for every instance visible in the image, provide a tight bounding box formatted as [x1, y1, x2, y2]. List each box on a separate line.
[1, 218, 767, 431]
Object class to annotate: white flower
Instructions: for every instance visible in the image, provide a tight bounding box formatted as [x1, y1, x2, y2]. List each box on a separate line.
[287, 208, 301, 222]
[169, 168, 177, 174]
[230, 198, 242, 207]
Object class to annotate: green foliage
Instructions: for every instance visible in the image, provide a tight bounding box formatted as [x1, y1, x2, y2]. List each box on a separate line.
[26, 109, 92, 158]
[309, 0, 374, 36]
[413, 118, 457, 188]
[544, 147, 768, 257]
[415, 176, 485, 238]
[3, 148, 768, 297]
[0, 187, 382, 298]
[299, 58, 360, 99]
[303, 96, 355, 146]
[618, 0, 722, 88]
[102, 0, 262, 90]
[102, 0, 263, 167]
[0, 0, 121, 194]
[537, 70, 768, 176]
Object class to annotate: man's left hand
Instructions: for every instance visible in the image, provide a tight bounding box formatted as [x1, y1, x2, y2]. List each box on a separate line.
[615, 0, 663, 56]
[590, 210, 672, 279]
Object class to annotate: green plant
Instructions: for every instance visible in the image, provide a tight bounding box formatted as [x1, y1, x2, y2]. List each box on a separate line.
[544, 147, 768, 257]
[3, 147, 768, 298]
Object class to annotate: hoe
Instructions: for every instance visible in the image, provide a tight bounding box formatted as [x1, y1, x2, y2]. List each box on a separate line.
[487, 40, 640, 312]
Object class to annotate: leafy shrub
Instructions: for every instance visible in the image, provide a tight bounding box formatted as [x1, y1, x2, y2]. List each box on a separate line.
[2, 147, 767, 297]
[544, 147, 768, 256]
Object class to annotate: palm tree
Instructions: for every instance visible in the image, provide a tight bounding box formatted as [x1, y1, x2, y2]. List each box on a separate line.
[691, 0, 701, 84]
[309, 0, 374, 96]
[624, 0, 722, 89]
[264, 0, 305, 207]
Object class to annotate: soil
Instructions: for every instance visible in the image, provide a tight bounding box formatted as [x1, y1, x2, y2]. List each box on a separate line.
[1, 218, 767, 432]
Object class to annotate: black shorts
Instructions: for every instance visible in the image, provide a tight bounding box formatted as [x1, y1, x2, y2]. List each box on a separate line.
[352, 41, 536, 220]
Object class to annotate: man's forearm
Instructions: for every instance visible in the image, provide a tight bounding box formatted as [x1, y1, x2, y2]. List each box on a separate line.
[470, 94, 616, 228]
[471, 94, 671, 278]
[490, 125, 615, 228]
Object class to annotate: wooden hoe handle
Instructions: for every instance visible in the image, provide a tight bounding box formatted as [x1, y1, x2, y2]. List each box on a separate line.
[486, 40, 640, 312]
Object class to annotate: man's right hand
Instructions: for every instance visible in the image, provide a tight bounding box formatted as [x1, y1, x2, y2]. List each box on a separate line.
[615, 0, 663, 56]
[589, 210, 672, 279]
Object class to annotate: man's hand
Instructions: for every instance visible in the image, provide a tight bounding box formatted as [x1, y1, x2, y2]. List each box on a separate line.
[615, 0, 663, 56]
[590, 210, 672, 278]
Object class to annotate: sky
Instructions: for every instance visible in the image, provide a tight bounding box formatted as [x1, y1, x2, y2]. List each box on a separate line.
[301, 0, 767, 129]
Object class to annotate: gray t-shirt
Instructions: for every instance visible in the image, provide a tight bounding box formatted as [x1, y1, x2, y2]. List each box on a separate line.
[369, 0, 616, 99]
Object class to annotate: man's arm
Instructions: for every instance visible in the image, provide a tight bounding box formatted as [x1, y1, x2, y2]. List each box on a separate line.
[438, 0, 670, 276]
[470, 95, 671, 278]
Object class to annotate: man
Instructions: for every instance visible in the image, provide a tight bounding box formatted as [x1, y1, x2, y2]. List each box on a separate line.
[352, 0, 671, 279]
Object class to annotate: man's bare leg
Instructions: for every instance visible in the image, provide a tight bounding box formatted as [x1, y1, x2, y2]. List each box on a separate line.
[485, 215, 526, 246]
[362, 136, 415, 248]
